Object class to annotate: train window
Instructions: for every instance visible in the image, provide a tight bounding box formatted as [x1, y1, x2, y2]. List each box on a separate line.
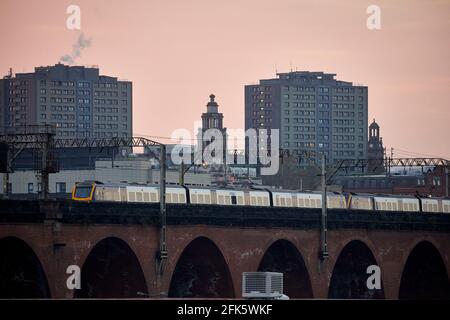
[327, 199, 332, 207]
[113, 191, 120, 201]
[129, 192, 136, 202]
[263, 197, 269, 206]
[298, 198, 305, 207]
[143, 193, 150, 202]
[257, 197, 262, 206]
[387, 202, 392, 210]
[191, 194, 198, 203]
[198, 194, 204, 203]
[150, 192, 157, 202]
[94, 189, 102, 201]
[316, 199, 321, 208]
[305, 199, 310, 207]
[231, 195, 237, 205]
[136, 192, 143, 202]
[280, 198, 286, 206]
[205, 195, 210, 203]
[237, 196, 244, 205]
[74, 186, 92, 198]
[250, 197, 256, 205]
[287, 198, 292, 206]
[180, 194, 185, 203]
[218, 195, 224, 204]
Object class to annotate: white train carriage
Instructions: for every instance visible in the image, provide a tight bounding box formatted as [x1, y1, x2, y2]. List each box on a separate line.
[125, 186, 157, 203]
[374, 197, 400, 211]
[349, 195, 373, 210]
[272, 192, 295, 207]
[421, 198, 440, 213]
[296, 193, 322, 209]
[189, 188, 212, 204]
[215, 189, 245, 206]
[401, 198, 420, 212]
[94, 183, 126, 202]
[165, 187, 187, 204]
[374, 196, 419, 212]
[125, 185, 186, 203]
[441, 199, 450, 213]
[248, 190, 271, 207]
[327, 193, 347, 209]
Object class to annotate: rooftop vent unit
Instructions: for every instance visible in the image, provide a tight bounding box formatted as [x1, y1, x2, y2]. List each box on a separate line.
[242, 272, 287, 299]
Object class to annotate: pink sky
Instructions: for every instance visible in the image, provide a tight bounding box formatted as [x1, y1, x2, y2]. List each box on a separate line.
[0, 0, 449, 158]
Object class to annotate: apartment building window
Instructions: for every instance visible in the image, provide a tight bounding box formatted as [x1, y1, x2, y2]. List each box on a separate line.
[433, 177, 441, 186]
[56, 182, 66, 194]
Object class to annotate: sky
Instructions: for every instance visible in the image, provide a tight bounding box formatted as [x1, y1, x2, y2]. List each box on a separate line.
[0, 0, 449, 158]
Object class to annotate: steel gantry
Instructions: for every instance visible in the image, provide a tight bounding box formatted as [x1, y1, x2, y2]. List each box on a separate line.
[0, 125, 168, 279]
[277, 148, 450, 268]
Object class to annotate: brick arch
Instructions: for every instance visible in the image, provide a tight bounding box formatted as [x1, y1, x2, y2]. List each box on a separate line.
[74, 236, 148, 298]
[167, 235, 234, 298]
[328, 238, 384, 299]
[328, 235, 380, 276]
[400, 237, 450, 278]
[62, 227, 159, 298]
[257, 238, 314, 298]
[398, 240, 450, 299]
[163, 228, 237, 294]
[0, 236, 51, 298]
[257, 233, 318, 274]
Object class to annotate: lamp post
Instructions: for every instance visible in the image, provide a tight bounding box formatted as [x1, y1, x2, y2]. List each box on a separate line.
[320, 153, 329, 262]
[156, 144, 167, 277]
[287, 149, 329, 267]
[179, 159, 207, 185]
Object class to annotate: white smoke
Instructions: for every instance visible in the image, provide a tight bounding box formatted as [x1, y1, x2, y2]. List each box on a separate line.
[60, 33, 92, 65]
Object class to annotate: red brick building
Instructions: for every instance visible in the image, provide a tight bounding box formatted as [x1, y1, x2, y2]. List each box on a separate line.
[334, 166, 449, 197]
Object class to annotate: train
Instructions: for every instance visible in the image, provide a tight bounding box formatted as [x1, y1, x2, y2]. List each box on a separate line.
[72, 180, 450, 214]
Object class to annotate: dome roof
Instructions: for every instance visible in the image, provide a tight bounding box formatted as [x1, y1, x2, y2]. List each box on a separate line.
[369, 119, 379, 129]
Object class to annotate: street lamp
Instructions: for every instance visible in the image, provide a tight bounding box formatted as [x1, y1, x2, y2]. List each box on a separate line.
[320, 153, 329, 261]
[179, 159, 207, 185]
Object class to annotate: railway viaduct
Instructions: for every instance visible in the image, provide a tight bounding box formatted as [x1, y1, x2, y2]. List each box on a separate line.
[0, 199, 450, 299]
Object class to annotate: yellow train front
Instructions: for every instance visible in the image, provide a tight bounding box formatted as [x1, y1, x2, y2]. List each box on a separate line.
[71, 181, 98, 202]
